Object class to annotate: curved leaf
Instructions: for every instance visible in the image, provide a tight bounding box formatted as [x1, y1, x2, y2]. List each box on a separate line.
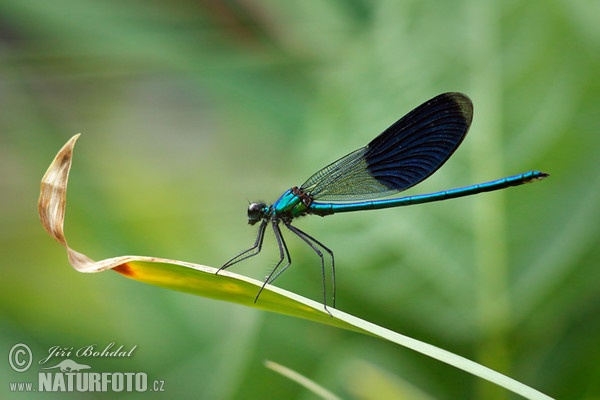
[38, 135, 553, 400]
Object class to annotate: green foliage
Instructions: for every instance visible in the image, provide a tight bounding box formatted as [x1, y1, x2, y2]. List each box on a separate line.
[2, 0, 598, 399]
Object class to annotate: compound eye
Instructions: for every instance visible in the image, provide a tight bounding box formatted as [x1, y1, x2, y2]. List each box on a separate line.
[247, 202, 266, 224]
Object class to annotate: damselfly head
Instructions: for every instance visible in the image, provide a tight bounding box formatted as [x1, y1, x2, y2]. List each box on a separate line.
[247, 202, 267, 225]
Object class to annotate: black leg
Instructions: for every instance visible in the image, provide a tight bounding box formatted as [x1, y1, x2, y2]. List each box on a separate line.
[218, 219, 268, 272]
[284, 221, 335, 313]
[254, 219, 291, 303]
[265, 223, 294, 285]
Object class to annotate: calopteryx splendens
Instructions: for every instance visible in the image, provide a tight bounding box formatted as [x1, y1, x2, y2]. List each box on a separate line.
[217, 92, 548, 310]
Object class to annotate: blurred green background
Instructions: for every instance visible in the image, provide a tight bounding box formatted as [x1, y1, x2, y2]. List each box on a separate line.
[1, 1, 598, 399]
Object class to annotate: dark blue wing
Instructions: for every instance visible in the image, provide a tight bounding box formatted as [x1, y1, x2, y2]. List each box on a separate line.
[300, 92, 473, 201]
